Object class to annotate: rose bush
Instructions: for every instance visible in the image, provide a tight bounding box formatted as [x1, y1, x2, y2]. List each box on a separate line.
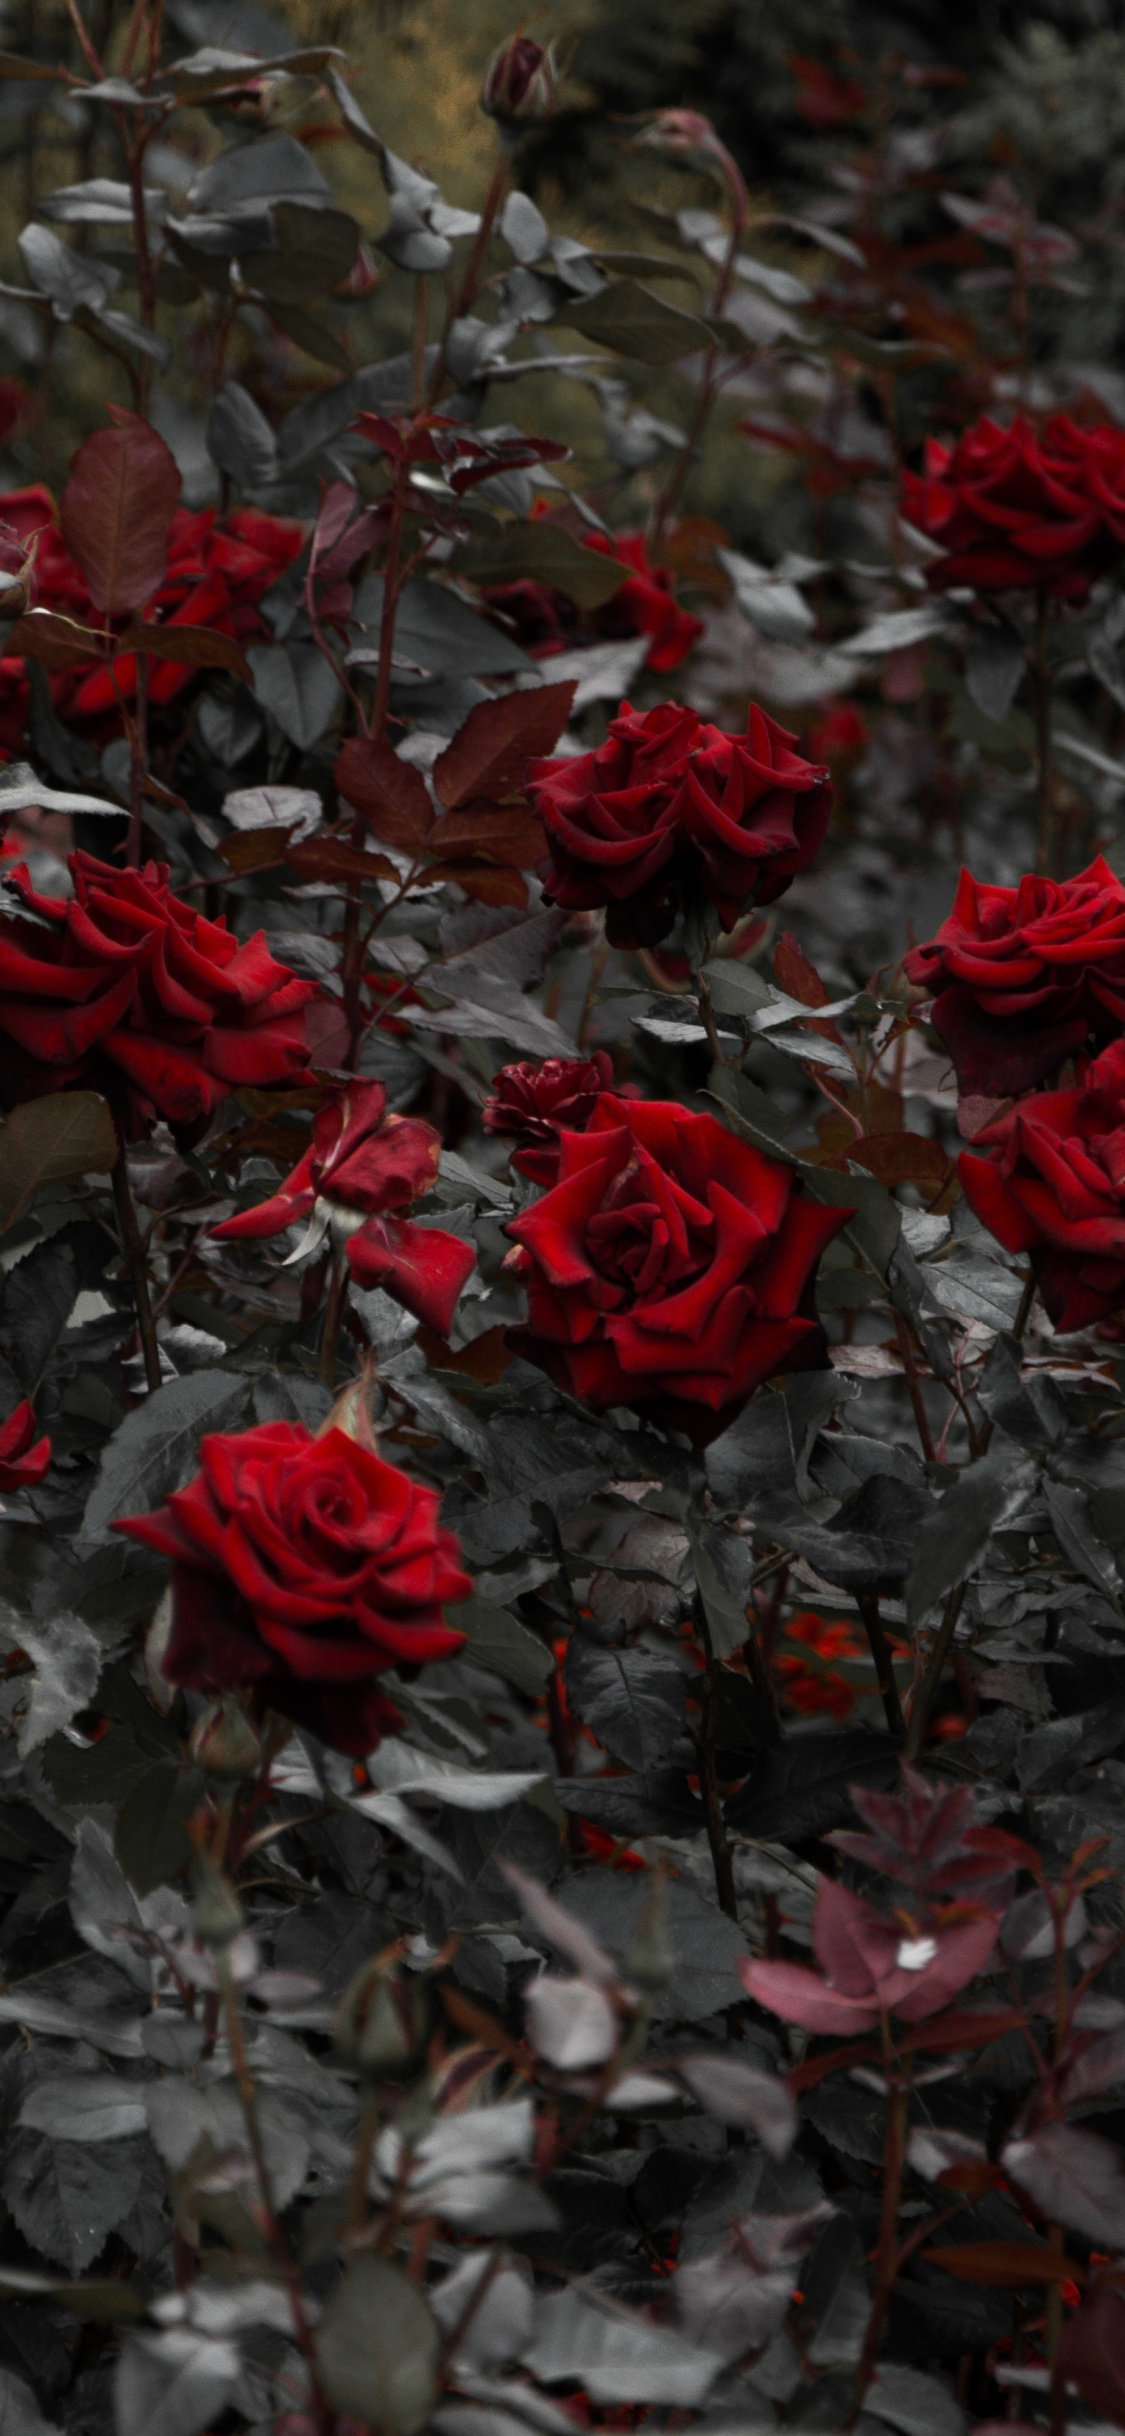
[0, 848, 315, 1131]
[503, 1090, 848, 1432]
[901, 413, 1125, 598]
[482, 1052, 614, 1184]
[959, 1036, 1125, 1330]
[117, 1420, 471, 1754]
[902, 857, 1125, 1097]
[529, 699, 832, 946]
[214, 1079, 476, 1335]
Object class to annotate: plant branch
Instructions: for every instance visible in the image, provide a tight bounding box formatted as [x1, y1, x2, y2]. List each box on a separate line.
[112, 1149, 162, 1393]
[856, 1587, 905, 1737]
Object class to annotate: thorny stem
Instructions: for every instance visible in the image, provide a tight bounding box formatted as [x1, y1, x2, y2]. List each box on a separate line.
[1031, 592, 1056, 878]
[691, 1593, 738, 1920]
[653, 188, 745, 546]
[318, 1252, 349, 1387]
[903, 1582, 964, 1763]
[342, 439, 412, 1066]
[891, 1306, 939, 1464]
[216, 1952, 333, 2436]
[856, 1588, 905, 1737]
[427, 153, 510, 408]
[112, 1150, 162, 1393]
[126, 652, 148, 867]
[849, 2070, 910, 2421]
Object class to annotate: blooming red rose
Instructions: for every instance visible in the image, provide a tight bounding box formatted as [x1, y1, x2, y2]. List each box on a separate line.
[0, 849, 316, 1133]
[741, 1872, 1001, 2035]
[483, 1052, 614, 1184]
[503, 1091, 848, 1434]
[0, 487, 303, 745]
[213, 1079, 476, 1337]
[485, 528, 703, 676]
[117, 1421, 470, 1756]
[901, 414, 1124, 600]
[902, 858, 1125, 1098]
[959, 1036, 1125, 1332]
[529, 700, 832, 948]
[0, 1400, 50, 1492]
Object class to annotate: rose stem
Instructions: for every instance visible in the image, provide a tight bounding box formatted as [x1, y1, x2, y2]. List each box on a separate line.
[848, 2069, 911, 2424]
[318, 1252, 349, 1387]
[112, 1148, 162, 1393]
[693, 962, 727, 1066]
[1030, 591, 1056, 878]
[126, 652, 148, 868]
[856, 1588, 906, 1737]
[690, 1592, 738, 1920]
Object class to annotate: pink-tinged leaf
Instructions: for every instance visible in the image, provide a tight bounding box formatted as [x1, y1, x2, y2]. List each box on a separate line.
[886, 1913, 1002, 2022]
[739, 1957, 879, 2035]
[1060, 2022, 1125, 2109]
[334, 735, 435, 856]
[8, 608, 109, 668]
[432, 681, 576, 810]
[811, 1876, 888, 1997]
[59, 412, 181, 614]
[1003, 2120, 1125, 2248]
[925, 2241, 1078, 2289]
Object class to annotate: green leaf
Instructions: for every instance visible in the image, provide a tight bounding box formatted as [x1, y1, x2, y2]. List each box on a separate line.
[456, 1594, 553, 1694]
[114, 1760, 199, 1895]
[0, 1092, 117, 1236]
[262, 300, 351, 370]
[563, 278, 711, 363]
[316, 2256, 439, 2434]
[455, 520, 630, 608]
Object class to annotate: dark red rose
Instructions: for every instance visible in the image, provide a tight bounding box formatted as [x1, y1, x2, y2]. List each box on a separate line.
[503, 1091, 849, 1435]
[480, 33, 557, 120]
[483, 1052, 614, 1184]
[116, 1421, 471, 1756]
[213, 1079, 476, 1337]
[901, 414, 1123, 600]
[0, 1400, 50, 1492]
[959, 1036, 1125, 1332]
[0, 849, 316, 1134]
[902, 858, 1125, 1098]
[485, 530, 703, 675]
[528, 700, 832, 947]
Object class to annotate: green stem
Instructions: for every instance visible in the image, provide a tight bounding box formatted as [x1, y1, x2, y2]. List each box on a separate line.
[112, 1150, 162, 1393]
[318, 1253, 349, 1387]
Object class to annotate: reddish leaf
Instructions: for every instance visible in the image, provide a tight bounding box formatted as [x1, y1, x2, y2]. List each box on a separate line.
[287, 837, 398, 887]
[8, 607, 109, 668]
[432, 681, 576, 810]
[925, 2240, 1078, 2289]
[218, 826, 299, 874]
[898, 2006, 1026, 2055]
[852, 1132, 953, 1188]
[774, 930, 830, 1008]
[119, 622, 252, 683]
[59, 412, 181, 614]
[437, 863, 529, 909]
[335, 735, 434, 856]
[427, 802, 544, 868]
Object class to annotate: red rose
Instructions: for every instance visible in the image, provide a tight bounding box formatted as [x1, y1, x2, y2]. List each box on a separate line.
[0, 849, 316, 1134]
[485, 530, 703, 675]
[483, 1052, 614, 1184]
[959, 1036, 1125, 1332]
[581, 531, 704, 673]
[0, 487, 304, 738]
[529, 700, 832, 947]
[213, 1079, 476, 1337]
[901, 414, 1120, 600]
[503, 1091, 848, 1434]
[902, 857, 1125, 1097]
[0, 1400, 50, 1492]
[116, 1421, 471, 1756]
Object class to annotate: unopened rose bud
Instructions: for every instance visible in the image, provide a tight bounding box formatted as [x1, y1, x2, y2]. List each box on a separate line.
[335, 1955, 424, 2078]
[191, 1862, 245, 1951]
[190, 1695, 262, 1784]
[481, 34, 557, 125]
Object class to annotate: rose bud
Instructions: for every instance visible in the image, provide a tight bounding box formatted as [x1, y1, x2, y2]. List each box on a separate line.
[190, 1695, 263, 1785]
[191, 1863, 246, 1952]
[481, 33, 557, 124]
[335, 1954, 424, 2078]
